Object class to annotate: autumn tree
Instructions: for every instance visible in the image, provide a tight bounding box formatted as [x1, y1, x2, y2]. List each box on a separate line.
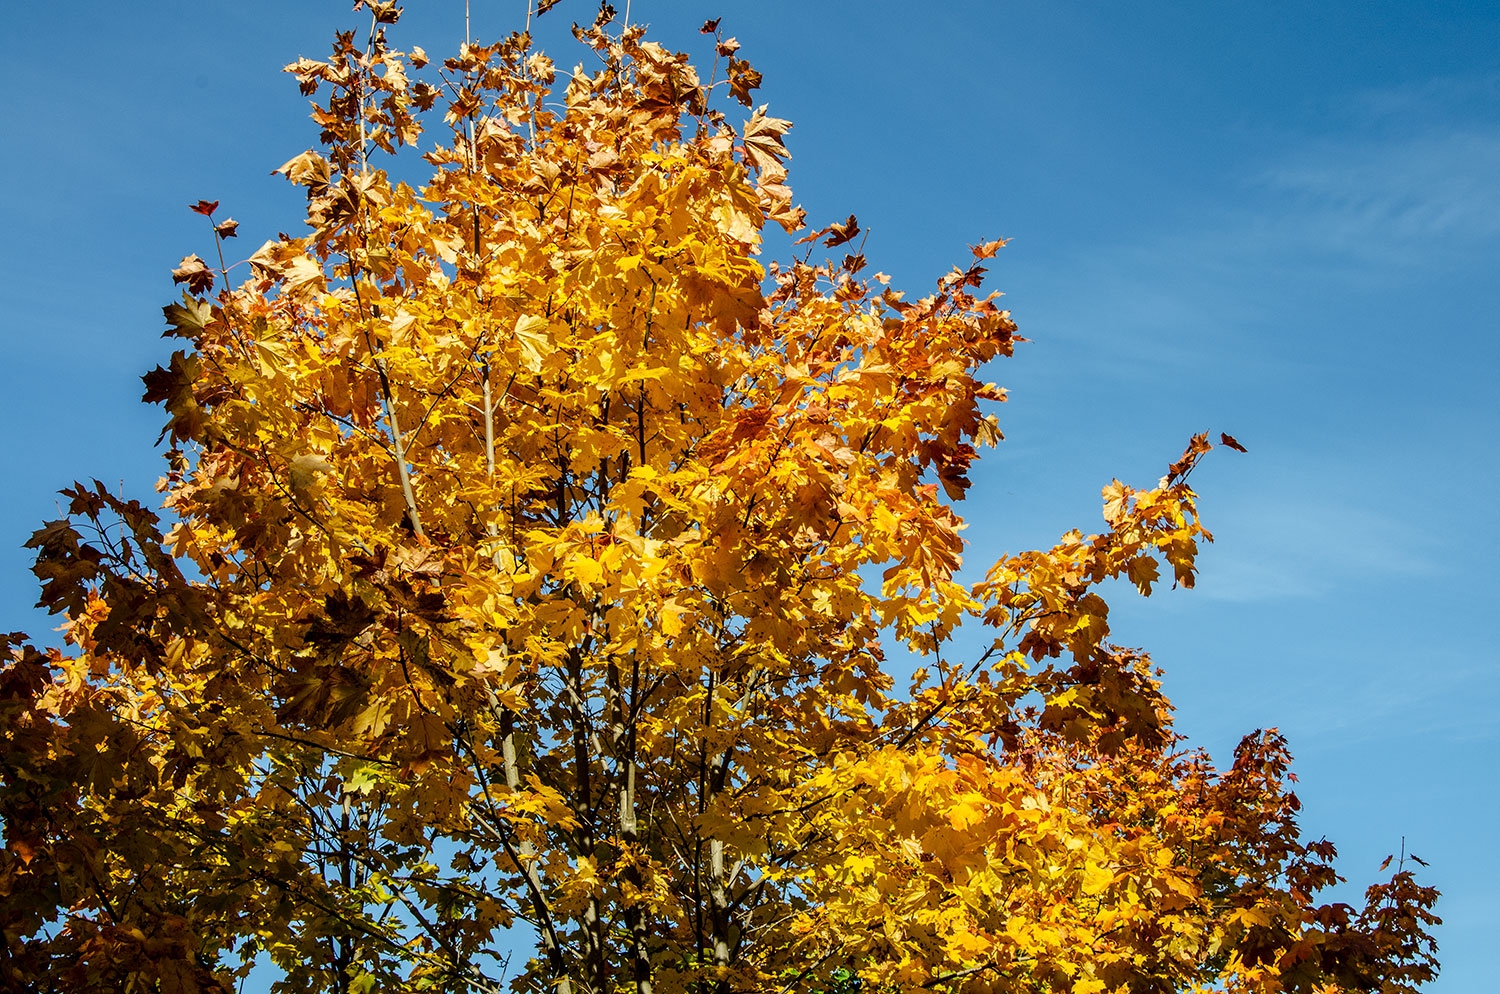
[0, 5, 1439, 993]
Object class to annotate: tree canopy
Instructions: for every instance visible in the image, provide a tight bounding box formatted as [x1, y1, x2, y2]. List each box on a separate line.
[0, 5, 1438, 993]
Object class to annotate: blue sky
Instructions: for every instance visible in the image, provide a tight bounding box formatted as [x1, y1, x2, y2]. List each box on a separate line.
[3, 1, 1496, 989]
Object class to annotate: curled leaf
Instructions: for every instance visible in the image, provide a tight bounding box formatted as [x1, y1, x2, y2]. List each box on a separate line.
[273, 150, 332, 190]
[1219, 432, 1248, 453]
[170, 255, 215, 296]
[796, 214, 859, 248]
[743, 104, 793, 177]
[970, 237, 1009, 259]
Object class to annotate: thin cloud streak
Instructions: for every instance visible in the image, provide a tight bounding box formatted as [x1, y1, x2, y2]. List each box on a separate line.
[1252, 128, 1500, 260]
[1021, 80, 1500, 357]
[1198, 501, 1440, 604]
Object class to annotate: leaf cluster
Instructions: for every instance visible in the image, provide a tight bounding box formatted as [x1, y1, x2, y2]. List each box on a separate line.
[0, 6, 1437, 994]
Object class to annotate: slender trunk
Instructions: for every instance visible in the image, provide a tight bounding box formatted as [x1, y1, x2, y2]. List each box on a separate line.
[567, 647, 607, 989]
[337, 794, 355, 993]
[375, 356, 425, 538]
[352, 17, 423, 540]
[619, 653, 652, 994]
[497, 689, 571, 993]
[708, 835, 731, 974]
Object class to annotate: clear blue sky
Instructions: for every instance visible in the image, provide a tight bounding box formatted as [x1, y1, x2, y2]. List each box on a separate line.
[3, 2, 1496, 990]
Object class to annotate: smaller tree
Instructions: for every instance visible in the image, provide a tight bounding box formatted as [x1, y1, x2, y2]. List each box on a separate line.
[0, 5, 1438, 993]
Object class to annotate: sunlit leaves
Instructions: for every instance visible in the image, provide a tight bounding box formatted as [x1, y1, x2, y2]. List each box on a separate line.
[0, 11, 1438, 994]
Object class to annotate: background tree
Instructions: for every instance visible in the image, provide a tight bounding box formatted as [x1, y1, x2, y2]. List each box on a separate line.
[0, 4, 1439, 993]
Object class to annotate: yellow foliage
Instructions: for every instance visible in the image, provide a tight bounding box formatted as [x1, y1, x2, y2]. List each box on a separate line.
[0, 10, 1438, 994]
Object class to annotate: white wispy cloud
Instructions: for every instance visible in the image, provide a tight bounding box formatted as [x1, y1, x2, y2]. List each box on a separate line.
[1008, 72, 1500, 383]
[1252, 71, 1500, 255]
[1000, 75, 1493, 606]
[1251, 127, 1500, 261]
[1197, 499, 1439, 604]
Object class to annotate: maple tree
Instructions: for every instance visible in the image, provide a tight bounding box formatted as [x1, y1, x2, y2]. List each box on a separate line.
[0, 4, 1440, 994]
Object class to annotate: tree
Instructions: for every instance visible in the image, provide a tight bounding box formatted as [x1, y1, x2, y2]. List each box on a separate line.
[0, 4, 1439, 993]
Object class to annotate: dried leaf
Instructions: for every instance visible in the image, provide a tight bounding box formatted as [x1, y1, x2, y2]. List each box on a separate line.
[274, 150, 332, 189]
[727, 56, 761, 106]
[170, 255, 215, 295]
[796, 214, 859, 248]
[1219, 432, 1248, 453]
[970, 237, 1009, 259]
[743, 104, 792, 175]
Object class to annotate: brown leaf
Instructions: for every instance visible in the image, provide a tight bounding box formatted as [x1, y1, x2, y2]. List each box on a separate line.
[1219, 432, 1248, 453]
[274, 150, 332, 190]
[944, 261, 986, 291]
[742, 105, 792, 176]
[282, 57, 330, 96]
[171, 255, 215, 296]
[213, 218, 239, 239]
[701, 18, 721, 34]
[759, 183, 806, 234]
[727, 56, 761, 106]
[824, 214, 860, 248]
[793, 214, 859, 248]
[189, 199, 219, 216]
[365, 0, 402, 24]
[717, 37, 741, 56]
[970, 237, 1009, 259]
[1164, 432, 1212, 483]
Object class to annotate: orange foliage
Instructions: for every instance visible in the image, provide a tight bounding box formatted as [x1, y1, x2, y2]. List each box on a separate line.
[0, 5, 1437, 993]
